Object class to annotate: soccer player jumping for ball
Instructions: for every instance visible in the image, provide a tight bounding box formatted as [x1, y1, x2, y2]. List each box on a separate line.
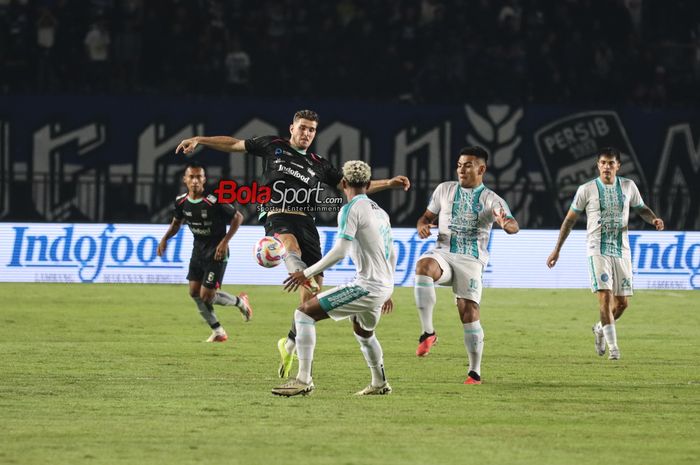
[547, 147, 664, 360]
[271, 160, 396, 397]
[158, 161, 253, 343]
[413, 146, 519, 385]
[176, 110, 409, 375]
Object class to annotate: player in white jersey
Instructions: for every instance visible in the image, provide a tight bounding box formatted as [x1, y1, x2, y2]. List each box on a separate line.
[413, 146, 519, 385]
[272, 160, 396, 397]
[547, 147, 664, 360]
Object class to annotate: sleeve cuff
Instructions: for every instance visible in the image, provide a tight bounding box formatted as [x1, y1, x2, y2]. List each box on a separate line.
[338, 233, 354, 241]
[570, 206, 582, 213]
[632, 202, 645, 209]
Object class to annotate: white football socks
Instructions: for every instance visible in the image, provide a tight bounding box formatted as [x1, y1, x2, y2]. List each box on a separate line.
[294, 309, 316, 384]
[463, 320, 484, 375]
[603, 323, 618, 350]
[414, 275, 436, 334]
[355, 333, 386, 387]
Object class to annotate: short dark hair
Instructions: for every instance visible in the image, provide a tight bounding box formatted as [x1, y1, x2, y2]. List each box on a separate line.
[596, 147, 621, 162]
[184, 160, 205, 174]
[293, 109, 319, 123]
[458, 146, 489, 164]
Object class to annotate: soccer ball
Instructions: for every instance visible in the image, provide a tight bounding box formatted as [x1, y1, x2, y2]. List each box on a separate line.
[254, 236, 287, 268]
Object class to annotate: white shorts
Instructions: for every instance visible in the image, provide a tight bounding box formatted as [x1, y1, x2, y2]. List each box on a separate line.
[587, 255, 633, 296]
[418, 248, 483, 303]
[317, 281, 393, 332]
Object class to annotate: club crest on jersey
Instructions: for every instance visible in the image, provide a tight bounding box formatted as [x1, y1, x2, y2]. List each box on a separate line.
[473, 204, 483, 213]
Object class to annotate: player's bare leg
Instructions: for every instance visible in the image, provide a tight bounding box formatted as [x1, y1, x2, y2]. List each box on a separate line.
[458, 298, 483, 384]
[597, 290, 620, 360]
[613, 296, 628, 320]
[414, 258, 442, 356]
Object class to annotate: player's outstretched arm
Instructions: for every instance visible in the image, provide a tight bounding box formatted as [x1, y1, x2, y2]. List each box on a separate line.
[365, 175, 411, 194]
[635, 205, 664, 231]
[157, 218, 183, 256]
[175, 136, 247, 155]
[283, 239, 352, 292]
[547, 209, 579, 268]
[417, 210, 438, 239]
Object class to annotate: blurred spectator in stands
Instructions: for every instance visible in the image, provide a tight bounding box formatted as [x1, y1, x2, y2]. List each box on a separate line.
[0, 0, 697, 106]
[112, 0, 142, 93]
[84, 17, 111, 92]
[224, 37, 251, 95]
[35, 7, 58, 92]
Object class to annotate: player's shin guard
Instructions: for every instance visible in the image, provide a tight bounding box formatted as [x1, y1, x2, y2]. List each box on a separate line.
[193, 296, 220, 328]
[355, 333, 386, 387]
[294, 310, 316, 384]
[414, 275, 436, 334]
[463, 321, 484, 376]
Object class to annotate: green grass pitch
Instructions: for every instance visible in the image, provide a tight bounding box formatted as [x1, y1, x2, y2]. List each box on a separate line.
[0, 283, 698, 465]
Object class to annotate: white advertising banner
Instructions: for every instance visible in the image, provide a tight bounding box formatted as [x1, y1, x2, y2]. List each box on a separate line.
[1, 223, 698, 290]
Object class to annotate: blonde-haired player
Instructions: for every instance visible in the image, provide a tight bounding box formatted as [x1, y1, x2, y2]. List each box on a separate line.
[272, 160, 396, 397]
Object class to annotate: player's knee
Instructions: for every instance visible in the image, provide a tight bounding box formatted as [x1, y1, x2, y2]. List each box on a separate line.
[415, 260, 439, 280]
[457, 299, 479, 322]
[199, 288, 215, 304]
[598, 290, 613, 305]
[352, 320, 372, 338]
[189, 289, 200, 299]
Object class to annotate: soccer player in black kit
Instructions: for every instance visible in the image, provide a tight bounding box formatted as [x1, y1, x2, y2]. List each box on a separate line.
[157, 161, 253, 343]
[176, 110, 409, 374]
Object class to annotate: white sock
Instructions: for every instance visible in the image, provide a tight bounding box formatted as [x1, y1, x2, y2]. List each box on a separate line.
[603, 324, 618, 349]
[284, 252, 307, 273]
[354, 333, 386, 387]
[463, 321, 484, 375]
[414, 275, 436, 334]
[294, 309, 316, 384]
[594, 321, 603, 333]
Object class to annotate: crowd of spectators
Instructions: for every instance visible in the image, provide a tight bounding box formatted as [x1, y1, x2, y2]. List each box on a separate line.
[1, 0, 699, 106]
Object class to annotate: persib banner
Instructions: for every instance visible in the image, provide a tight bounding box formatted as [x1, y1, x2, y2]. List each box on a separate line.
[1, 223, 698, 290]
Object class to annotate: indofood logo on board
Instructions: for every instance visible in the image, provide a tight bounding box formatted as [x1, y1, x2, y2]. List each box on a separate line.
[4, 224, 186, 283]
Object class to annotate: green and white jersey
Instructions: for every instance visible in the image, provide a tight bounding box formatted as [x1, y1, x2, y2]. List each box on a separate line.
[337, 194, 394, 292]
[427, 181, 513, 266]
[570, 176, 644, 259]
